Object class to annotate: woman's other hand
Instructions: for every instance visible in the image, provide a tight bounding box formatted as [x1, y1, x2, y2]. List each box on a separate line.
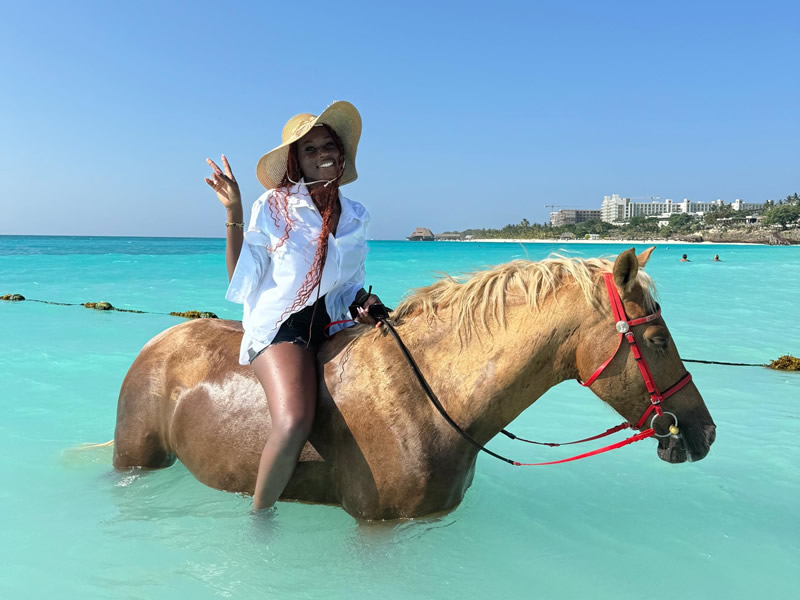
[206, 155, 241, 209]
[356, 295, 384, 328]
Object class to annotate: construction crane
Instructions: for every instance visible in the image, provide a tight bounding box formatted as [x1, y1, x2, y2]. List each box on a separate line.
[544, 205, 566, 227]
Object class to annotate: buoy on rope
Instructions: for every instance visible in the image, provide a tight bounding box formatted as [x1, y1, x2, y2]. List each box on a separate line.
[1, 294, 795, 366]
[84, 301, 113, 310]
[2, 293, 216, 319]
[169, 310, 218, 319]
[769, 355, 800, 371]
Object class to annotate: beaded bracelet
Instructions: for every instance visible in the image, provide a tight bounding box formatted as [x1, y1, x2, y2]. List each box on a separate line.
[225, 222, 244, 229]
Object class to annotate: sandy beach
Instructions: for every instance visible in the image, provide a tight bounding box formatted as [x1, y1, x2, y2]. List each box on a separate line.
[457, 238, 765, 246]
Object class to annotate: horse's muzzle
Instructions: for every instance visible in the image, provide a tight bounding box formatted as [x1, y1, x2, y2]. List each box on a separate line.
[657, 423, 716, 463]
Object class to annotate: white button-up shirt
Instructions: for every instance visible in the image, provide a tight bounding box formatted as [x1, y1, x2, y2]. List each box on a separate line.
[226, 181, 369, 364]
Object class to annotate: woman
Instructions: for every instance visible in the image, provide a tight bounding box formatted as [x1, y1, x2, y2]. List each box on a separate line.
[204, 101, 381, 511]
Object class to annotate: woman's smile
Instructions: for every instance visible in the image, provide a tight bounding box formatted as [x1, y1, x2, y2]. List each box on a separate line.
[296, 127, 342, 184]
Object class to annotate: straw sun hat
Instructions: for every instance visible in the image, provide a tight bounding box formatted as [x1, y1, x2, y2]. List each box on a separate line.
[256, 100, 362, 190]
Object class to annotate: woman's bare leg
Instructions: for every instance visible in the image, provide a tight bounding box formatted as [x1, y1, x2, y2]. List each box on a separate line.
[250, 343, 317, 511]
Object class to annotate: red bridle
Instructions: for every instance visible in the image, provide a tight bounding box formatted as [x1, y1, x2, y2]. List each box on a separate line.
[579, 272, 692, 431]
[369, 270, 695, 467]
[502, 272, 693, 465]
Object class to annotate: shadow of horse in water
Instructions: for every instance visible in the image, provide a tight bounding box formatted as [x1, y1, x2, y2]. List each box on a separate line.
[112, 248, 716, 519]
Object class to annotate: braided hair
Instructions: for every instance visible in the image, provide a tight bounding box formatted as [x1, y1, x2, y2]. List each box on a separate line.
[267, 125, 345, 321]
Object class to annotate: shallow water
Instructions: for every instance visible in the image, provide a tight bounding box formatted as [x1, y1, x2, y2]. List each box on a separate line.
[1, 236, 799, 599]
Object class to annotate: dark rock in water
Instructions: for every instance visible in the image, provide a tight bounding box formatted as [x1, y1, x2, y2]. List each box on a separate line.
[769, 355, 800, 371]
[2, 294, 25, 301]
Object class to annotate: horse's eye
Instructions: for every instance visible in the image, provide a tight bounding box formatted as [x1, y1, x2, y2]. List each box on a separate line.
[646, 335, 669, 350]
[643, 325, 670, 351]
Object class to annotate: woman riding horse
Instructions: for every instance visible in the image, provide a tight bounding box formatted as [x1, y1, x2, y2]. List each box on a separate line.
[204, 101, 382, 511]
[112, 247, 716, 520]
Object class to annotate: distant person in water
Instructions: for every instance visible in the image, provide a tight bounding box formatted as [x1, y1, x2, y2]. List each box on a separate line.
[680, 254, 690, 262]
[713, 254, 721, 262]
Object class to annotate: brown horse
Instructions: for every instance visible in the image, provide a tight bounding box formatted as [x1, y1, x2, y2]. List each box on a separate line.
[113, 248, 715, 520]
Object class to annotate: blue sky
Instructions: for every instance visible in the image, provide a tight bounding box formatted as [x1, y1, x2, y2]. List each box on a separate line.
[1, 0, 797, 239]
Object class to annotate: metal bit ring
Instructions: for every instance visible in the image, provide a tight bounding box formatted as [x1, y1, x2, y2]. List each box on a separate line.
[650, 411, 679, 438]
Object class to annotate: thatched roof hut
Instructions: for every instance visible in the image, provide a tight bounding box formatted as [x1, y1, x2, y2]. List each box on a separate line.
[407, 227, 435, 241]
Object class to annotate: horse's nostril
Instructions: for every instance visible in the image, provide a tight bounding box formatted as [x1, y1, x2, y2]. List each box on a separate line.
[657, 437, 688, 463]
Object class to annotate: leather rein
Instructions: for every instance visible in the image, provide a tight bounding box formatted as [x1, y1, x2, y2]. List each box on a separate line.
[377, 272, 693, 466]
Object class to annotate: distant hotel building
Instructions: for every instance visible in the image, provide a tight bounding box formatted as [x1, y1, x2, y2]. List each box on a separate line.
[549, 209, 602, 227]
[600, 194, 764, 224]
[730, 199, 763, 212]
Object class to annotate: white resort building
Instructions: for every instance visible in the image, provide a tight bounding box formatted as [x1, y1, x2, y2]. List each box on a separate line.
[599, 194, 764, 224]
[730, 199, 764, 212]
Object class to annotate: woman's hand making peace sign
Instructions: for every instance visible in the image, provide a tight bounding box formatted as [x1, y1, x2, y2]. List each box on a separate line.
[208, 154, 244, 281]
[205, 154, 242, 209]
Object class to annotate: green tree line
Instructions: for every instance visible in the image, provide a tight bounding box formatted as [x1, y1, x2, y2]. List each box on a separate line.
[459, 193, 799, 238]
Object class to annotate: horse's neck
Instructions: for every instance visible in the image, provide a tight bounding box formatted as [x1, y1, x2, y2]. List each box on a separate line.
[399, 289, 587, 443]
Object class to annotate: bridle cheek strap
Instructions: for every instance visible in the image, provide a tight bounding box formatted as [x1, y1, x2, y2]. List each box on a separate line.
[578, 276, 662, 388]
[578, 272, 692, 434]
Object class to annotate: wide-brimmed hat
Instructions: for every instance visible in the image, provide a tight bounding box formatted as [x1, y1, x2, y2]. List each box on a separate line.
[256, 100, 362, 190]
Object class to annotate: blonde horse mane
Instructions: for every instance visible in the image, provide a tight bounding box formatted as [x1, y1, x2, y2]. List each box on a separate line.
[391, 255, 658, 340]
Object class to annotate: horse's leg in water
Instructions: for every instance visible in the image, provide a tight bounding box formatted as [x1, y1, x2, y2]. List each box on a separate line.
[250, 342, 317, 510]
[112, 383, 176, 470]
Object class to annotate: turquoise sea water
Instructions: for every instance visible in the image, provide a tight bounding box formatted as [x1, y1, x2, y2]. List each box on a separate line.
[1, 236, 799, 600]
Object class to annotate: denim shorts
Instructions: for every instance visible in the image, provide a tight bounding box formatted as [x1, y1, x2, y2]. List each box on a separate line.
[249, 297, 331, 363]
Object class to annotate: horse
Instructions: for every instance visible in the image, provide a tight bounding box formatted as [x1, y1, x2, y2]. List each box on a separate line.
[112, 248, 716, 520]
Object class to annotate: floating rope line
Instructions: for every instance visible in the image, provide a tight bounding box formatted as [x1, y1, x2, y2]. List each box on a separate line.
[1, 293, 217, 319]
[684, 358, 764, 367]
[682, 355, 799, 370]
[2, 293, 797, 369]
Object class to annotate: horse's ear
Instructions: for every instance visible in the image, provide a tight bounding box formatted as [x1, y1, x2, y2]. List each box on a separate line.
[637, 246, 656, 269]
[613, 248, 639, 291]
